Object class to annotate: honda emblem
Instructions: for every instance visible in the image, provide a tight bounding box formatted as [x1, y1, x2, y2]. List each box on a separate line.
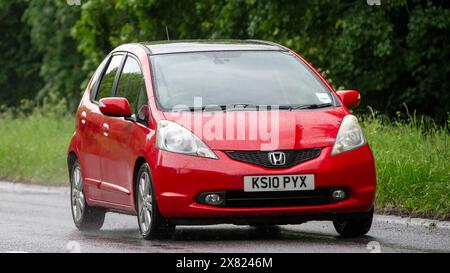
[268, 152, 286, 166]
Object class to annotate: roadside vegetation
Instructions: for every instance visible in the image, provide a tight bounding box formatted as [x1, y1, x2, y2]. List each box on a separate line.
[0, 101, 448, 219]
[0, 95, 73, 185]
[361, 109, 450, 220]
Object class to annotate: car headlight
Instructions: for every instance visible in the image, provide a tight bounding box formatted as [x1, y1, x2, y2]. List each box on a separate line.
[156, 120, 218, 159]
[331, 115, 366, 155]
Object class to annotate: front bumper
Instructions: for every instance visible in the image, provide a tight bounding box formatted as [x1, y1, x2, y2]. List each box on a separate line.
[151, 145, 376, 221]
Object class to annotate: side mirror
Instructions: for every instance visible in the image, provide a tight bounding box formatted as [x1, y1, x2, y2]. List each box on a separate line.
[336, 90, 361, 109]
[99, 97, 132, 117]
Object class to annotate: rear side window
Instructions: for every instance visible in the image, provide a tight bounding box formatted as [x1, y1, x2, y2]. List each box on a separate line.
[115, 56, 147, 115]
[95, 55, 123, 101]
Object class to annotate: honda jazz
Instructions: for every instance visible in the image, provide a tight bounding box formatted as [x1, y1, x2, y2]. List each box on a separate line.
[67, 40, 376, 240]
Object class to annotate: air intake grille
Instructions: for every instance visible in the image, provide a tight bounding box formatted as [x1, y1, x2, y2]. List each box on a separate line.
[224, 188, 341, 208]
[225, 148, 321, 168]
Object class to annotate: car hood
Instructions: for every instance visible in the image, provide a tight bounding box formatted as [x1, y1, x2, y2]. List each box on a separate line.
[162, 107, 347, 151]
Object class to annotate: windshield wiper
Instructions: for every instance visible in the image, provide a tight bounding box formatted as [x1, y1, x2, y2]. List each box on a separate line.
[179, 103, 332, 112]
[291, 103, 333, 110]
[226, 103, 258, 111]
[181, 103, 253, 112]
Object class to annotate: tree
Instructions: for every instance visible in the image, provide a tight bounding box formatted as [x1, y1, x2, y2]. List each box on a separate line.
[0, 0, 42, 107]
[1, 0, 448, 121]
[23, 0, 86, 110]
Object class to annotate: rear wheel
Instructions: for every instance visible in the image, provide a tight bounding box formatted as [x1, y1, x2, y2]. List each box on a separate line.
[70, 160, 105, 230]
[136, 163, 175, 240]
[333, 208, 373, 238]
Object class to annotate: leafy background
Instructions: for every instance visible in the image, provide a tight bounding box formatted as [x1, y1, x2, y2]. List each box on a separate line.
[0, 0, 449, 122]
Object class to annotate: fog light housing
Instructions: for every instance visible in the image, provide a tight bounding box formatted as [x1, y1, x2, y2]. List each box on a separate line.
[331, 189, 346, 201]
[199, 192, 225, 206]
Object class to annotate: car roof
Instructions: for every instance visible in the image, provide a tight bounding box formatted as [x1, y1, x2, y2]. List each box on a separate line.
[141, 40, 287, 55]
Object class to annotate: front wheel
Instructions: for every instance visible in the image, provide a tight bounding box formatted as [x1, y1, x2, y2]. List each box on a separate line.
[136, 163, 175, 240]
[70, 160, 105, 230]
[333, 208, 374, 238]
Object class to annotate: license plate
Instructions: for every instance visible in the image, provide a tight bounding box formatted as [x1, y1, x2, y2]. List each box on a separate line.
[244, 174, 315, 192]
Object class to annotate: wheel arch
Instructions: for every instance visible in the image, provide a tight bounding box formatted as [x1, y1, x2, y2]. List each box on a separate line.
[67, 151, 78, 181]
[132, 156, 148, 210]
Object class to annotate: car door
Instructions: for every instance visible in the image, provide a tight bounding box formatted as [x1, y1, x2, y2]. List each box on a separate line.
[81, 54, 125, 201]
[100, 54, 149, 206]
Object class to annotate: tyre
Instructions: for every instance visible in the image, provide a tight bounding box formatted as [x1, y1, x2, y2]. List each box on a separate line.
[333, 208, 374, 238]
[136, 163, 175, 240]
[70, 160, 105, 230]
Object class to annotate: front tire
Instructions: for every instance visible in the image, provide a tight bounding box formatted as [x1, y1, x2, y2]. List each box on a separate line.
[70, 160, 105, 231]
[333, 208, 374, 238]
[136, 163, 175, 240]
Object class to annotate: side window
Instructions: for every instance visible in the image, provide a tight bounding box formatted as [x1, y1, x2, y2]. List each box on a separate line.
[89, 57, 108, 100]
[115, 56, 148, 116]
[95, 55, 123, 101]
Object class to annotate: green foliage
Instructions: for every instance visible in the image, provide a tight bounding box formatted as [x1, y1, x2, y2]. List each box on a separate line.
[0, 0, 43, 106]
[361, 110, 450, 219]
[68, 0, 450, 122]
[404, 3, 450, 122]
[72, 0, 206, 74]
[0, 96, 73, 185]
[23, 0, 86, 110]
[0, 0, 448, 121]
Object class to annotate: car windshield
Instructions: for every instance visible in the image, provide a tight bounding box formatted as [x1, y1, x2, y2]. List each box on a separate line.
[151, 50, 336, 111]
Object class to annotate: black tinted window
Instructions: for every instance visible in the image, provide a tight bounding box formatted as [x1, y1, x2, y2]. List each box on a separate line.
[96, 55, 123, 101]
[116, 56, 147, 115]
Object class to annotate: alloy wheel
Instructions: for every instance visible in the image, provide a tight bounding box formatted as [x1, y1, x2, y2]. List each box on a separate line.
[137, 171, 153, 235]
[71, 165, 85, 223]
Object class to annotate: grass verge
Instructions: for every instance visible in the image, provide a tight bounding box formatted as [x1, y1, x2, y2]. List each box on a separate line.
[361, 112, 449, 219]
[0, 113, 73, 186]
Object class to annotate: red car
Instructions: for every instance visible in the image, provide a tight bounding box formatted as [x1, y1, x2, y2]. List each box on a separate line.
[67, 40, 376, 240]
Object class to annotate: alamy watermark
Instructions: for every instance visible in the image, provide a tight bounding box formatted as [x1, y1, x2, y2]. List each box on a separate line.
[66, 240, 81, 253]
[66, 0, 81, 6]
[168, 97, 292, 150]
[366, 0, 381, 5]
[367, 241, 382, 253]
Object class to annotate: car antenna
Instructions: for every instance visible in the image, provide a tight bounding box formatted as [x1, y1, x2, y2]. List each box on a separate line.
[165, 26, 170, 40]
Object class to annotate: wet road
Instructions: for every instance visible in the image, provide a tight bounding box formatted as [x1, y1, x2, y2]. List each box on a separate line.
[0, 182, 449, 253]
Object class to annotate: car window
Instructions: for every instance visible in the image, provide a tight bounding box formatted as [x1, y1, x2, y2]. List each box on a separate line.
[89, 57, 109, 100]
[151, 51, 334, 110]
[115, 56, 148, 115]
[95, 55, 123, 101]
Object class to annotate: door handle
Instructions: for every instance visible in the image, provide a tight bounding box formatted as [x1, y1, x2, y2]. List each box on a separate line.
[102, 123, 109, 137]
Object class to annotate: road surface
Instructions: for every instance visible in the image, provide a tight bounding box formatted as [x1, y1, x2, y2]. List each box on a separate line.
[0, 181, 449, 253]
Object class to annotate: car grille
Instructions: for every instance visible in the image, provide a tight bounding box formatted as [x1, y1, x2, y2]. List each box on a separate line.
[225, 148, 321, 168]
[224, 188, 344, 208]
